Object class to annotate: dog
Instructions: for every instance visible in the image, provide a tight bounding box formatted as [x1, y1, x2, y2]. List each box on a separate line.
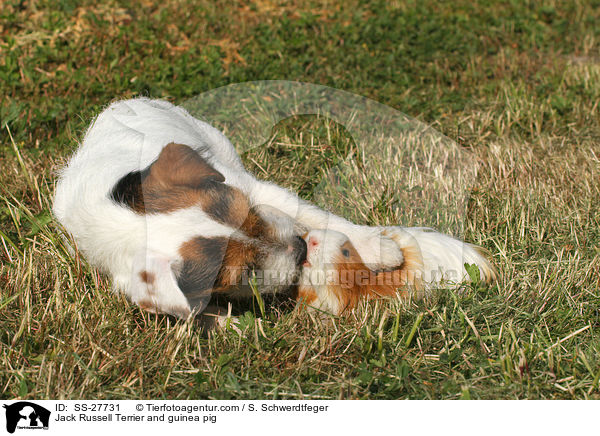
[53, 98, 495, 320]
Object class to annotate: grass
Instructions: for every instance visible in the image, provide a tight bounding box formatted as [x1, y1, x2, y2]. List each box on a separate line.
[1, 0, 599, 399]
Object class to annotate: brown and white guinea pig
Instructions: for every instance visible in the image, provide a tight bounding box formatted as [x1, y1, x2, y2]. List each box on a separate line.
[297, 228, 496, 315]
[296, 229, 422, 315]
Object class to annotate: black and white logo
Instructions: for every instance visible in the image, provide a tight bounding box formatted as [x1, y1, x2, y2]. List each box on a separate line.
[3, 402, 50, 433]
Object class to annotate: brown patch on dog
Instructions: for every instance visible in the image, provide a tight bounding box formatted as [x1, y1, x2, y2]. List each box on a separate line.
[178, 236, 261, 300]
[144, 144, 251, 227]
[141, 143, 224, 213]
[194, 182, 250, 228]
[217, 239, 260, 289]
[142, 179, 251, 225]
[224, 188, 252, 228]
[139, 270, 155, 285]
[178, 236, 227, 310]
[111, 143, 225, 214]
[149, 142, 224, 187]
[114, 143, 254, 228]
[238, 207, 270, 239]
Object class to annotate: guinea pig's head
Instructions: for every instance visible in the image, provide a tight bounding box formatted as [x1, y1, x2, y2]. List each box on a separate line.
[298, 229, 421, 315]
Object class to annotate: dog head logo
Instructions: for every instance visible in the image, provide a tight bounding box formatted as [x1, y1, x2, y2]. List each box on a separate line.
[3, 402, 50, 433]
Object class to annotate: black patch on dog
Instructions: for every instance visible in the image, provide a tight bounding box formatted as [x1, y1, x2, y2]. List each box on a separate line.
[109, 167, 150, 213]
[200, 180, 236, 224]
[177, 237, 227, 309]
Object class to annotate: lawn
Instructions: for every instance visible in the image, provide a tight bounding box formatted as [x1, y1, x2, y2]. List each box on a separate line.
[1, 0, 599, 399]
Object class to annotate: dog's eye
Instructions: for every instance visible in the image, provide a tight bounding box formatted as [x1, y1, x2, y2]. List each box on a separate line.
[341, 248, 350, 258]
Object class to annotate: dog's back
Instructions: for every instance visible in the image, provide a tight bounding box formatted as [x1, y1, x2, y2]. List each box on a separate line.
[54, 99, 223, 279]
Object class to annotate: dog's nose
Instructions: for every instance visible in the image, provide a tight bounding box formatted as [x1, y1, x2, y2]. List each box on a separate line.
[292, 235, 307, 265]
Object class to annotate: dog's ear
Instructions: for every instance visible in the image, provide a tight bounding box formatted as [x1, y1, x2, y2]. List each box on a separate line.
[147, 143, 225, 188]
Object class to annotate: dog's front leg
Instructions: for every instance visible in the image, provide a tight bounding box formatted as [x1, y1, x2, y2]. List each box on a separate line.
[128, 249, 201, 318]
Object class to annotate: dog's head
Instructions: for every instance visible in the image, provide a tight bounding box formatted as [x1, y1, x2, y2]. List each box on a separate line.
[111, 143, 307, 316]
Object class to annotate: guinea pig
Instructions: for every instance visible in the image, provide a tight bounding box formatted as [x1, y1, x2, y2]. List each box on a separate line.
[296, 229, 422, 315]
[297, 227, 496, 315]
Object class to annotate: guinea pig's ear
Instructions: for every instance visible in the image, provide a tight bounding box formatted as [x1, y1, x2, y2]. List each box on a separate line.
[129, 248, 208, 318]
[146, 143, 225, 188]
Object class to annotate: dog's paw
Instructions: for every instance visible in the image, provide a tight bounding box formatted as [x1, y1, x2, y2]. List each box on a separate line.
[350, 227, 405, 268]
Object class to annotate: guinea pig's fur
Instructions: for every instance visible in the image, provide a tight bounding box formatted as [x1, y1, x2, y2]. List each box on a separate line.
[297, 228, 496, 315]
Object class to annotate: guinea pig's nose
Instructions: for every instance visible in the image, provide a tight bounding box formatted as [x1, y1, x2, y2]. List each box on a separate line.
[308, 236, 318, 247]
[292, 235, 307, 266]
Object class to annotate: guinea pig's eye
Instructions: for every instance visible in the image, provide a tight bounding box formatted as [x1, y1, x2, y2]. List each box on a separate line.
[341, 248, 350, 258]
